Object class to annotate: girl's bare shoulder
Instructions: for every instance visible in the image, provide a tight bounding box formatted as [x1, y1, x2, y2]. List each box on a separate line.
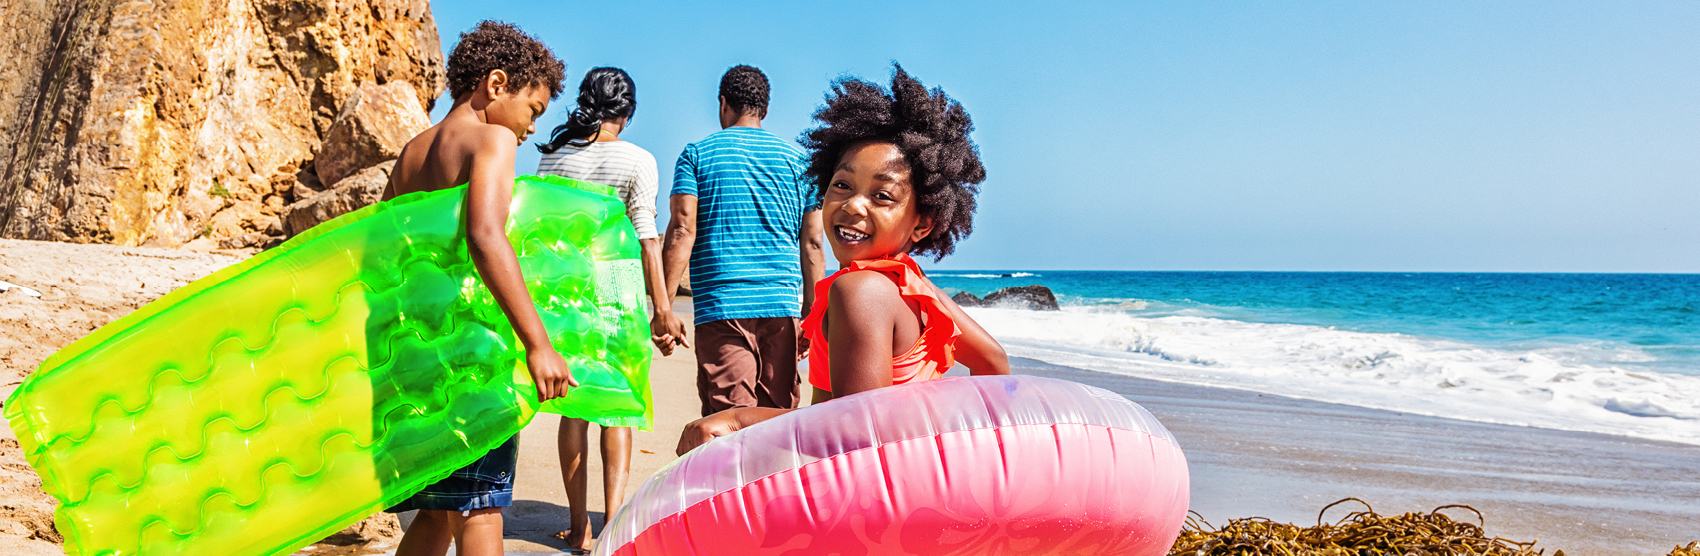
[828, 269, 905, 313]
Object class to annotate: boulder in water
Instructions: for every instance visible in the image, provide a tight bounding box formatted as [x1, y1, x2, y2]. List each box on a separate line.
[951, 291, 985, 307]
[984, 285, 1060, 311]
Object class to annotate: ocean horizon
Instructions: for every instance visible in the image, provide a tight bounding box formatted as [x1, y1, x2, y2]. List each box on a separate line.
[931, 270, 1700, 447]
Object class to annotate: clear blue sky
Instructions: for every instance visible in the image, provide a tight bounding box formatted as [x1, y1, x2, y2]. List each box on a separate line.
[428, 1, 1700, 272]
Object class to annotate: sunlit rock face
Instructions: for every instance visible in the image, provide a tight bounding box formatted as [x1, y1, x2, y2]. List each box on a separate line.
[0, 0, 444, 248]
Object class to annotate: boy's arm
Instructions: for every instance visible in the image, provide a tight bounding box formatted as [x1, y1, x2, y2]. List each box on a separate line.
[465, 129, 576, 401]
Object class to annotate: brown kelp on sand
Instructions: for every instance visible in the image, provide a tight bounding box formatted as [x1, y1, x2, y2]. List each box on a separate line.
[1169, 498, 1560, 556]
[1171, 499, 1700, 556]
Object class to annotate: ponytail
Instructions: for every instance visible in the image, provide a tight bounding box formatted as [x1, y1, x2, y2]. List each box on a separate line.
[538, 67, 637, 154]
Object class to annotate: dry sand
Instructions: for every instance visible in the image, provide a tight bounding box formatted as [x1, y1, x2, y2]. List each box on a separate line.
[0, 239, 251, 555]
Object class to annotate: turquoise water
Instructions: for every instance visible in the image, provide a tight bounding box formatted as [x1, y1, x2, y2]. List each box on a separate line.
[931, 271, 1700, 443]
[934, 271, 1700, 376]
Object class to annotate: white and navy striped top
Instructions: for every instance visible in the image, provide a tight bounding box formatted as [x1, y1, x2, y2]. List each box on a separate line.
[537, 141, 660, 239]
[670, 127, 819, 324]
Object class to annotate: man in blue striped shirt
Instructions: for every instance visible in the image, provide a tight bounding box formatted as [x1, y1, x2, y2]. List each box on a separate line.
[658, 65, 825, 416]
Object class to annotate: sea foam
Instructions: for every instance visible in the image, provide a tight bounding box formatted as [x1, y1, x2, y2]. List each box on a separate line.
[934, 272, 1039, 278]
[967, 306, 1700, 446]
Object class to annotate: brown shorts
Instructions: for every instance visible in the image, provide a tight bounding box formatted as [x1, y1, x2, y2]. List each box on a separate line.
[694, 317, 800, 416]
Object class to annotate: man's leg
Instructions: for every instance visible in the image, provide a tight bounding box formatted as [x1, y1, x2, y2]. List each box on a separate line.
[751, 317, 801, 409]
[694, 319, 759, 416]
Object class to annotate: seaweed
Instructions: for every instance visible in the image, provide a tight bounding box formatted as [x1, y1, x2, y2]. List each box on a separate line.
[1169, 498, 1560, 556]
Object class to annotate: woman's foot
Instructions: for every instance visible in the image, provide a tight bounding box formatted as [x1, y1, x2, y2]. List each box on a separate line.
[553, 524, 594, 553]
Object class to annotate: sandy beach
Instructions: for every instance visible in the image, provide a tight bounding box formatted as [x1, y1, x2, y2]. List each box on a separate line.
[3, 241, 1695, 555]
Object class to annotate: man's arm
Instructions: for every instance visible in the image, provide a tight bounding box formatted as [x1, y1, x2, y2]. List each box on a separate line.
[660, 194, 697, 300]
[652, 193, 697, 347]
[465, 130, 575, 400]
[799, 210, 825, 315]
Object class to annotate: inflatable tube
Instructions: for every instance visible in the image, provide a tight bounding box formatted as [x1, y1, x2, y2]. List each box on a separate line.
[596, 375, 1190, 556]
[2, 175, 652, 556]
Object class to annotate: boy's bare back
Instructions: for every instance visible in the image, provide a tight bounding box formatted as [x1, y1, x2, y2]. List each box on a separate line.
[386, 111, 536, 201]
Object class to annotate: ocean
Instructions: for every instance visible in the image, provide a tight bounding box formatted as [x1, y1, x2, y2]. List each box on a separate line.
[931, 271, 1700, 446]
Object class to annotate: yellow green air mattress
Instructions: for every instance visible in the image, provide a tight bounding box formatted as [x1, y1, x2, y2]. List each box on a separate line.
[2, 175, 653, 556]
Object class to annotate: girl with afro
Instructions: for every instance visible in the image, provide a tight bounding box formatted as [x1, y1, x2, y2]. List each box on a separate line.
[676, 65, 1009, 453]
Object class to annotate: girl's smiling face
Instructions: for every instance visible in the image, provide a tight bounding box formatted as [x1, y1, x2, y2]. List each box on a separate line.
[822, 141, 934, 266]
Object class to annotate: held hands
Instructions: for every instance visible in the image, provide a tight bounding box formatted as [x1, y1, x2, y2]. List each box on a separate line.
[525, 347, 578, 402]
[650, 311, 690, 356]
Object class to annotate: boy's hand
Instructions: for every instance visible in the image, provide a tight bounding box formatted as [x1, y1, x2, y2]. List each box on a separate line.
[526, 348, 577, 402]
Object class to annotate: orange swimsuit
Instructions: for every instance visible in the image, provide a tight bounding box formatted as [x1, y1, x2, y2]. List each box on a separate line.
[803, 254, 962, 393]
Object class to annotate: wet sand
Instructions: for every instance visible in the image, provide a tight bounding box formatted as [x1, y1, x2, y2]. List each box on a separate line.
[1012, 358, 1700, 555]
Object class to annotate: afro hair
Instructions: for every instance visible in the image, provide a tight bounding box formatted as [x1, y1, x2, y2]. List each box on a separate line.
[800, 64, 987, 260]
[446, 21, 566, 101]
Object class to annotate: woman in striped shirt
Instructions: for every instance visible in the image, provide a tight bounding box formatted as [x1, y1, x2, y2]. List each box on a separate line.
[535, 67, 670, 553]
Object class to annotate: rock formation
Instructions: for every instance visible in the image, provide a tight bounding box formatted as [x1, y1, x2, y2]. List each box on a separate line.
[0, 0, 444, 249]
[952, 291, 984, 307]
[953, 285, 1061, 311]
[284, 159, 393, 235]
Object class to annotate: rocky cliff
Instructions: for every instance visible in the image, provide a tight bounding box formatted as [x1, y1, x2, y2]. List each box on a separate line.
[0, 0, 444, 248]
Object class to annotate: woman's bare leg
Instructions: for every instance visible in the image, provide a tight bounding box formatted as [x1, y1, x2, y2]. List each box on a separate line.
[601, 426, 633, 525]
[558, 416, 592, 550]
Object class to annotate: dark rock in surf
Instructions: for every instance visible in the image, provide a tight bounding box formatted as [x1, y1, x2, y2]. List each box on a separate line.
[984, 285, 1060, 311]
[951, 291, 985, 307]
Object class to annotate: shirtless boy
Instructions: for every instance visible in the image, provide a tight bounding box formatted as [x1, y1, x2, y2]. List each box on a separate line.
[382, 21, 571, 556]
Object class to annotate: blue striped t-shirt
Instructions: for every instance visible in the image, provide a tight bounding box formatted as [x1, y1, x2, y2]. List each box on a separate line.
[671, 127, 818, 325]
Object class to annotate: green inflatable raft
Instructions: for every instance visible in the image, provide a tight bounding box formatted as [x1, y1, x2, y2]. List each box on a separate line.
[2, 175, 653, 556]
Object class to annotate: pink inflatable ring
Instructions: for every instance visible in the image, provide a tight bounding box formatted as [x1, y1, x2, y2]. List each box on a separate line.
[595, 375, 1190, 556]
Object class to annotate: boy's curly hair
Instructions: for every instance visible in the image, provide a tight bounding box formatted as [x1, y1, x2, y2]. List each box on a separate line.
[446, 21, 566, 101]
[719, 65, 770, 118]
[800, 64, 986, 260]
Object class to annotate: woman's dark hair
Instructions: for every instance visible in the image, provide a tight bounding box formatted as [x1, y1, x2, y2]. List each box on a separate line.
[719, 65, 770, 118]
[538, 67, 637, 154]
[446, 21, 566, 101]
[800, 64, 986, 260]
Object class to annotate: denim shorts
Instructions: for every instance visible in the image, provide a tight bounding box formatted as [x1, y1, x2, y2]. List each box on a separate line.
[388, 434, 518, 512]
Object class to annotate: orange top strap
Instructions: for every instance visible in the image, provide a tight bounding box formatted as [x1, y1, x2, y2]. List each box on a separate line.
[803, 254, 962, 393]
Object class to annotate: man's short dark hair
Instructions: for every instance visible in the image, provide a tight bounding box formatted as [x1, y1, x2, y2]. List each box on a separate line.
[719, 65, 770, 118]
[446, 21, 566, 101]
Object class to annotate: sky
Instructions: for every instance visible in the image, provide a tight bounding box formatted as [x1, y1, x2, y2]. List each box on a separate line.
[427, 1, 1700, 273]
